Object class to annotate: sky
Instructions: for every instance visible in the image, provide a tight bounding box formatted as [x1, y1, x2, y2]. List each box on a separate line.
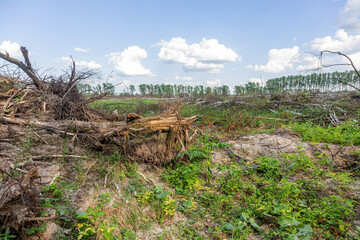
[1, 0, 360, 93]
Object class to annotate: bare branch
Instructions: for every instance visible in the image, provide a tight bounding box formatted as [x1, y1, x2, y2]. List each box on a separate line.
[0, 47, 44, 90]
[304, 50, 360, 92]
[321, 50, 360, 78]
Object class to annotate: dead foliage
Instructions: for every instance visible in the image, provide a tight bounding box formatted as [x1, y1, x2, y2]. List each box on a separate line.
[197, 91, 360, 126]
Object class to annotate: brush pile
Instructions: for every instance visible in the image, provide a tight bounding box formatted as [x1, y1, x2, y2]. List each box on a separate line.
[0, 47, 195, 234]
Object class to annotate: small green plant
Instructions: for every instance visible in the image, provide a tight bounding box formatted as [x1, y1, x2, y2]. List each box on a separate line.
[0, 228, 16, 240]
[25, 224, 46, 236]
[75, 192, 121, 239]
[137, 185, 176, 222]
[163, 162, 204, 194]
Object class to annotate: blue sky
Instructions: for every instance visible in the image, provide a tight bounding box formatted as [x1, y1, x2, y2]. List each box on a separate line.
[1, 0, 360, 92]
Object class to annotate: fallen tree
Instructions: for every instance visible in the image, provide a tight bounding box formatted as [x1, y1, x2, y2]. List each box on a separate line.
[0, 112, 196, 164]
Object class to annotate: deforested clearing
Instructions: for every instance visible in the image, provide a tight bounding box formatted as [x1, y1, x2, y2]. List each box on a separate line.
[1, 47, 360, 239]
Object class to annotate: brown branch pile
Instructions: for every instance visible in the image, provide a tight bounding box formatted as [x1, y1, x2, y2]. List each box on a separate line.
[0, 46, 197, 163]
[0, 49, 108, 121]
[0, 46, 196, 235]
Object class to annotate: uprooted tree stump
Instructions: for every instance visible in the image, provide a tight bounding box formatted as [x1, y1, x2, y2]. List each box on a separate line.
[1, 112, 196, 164]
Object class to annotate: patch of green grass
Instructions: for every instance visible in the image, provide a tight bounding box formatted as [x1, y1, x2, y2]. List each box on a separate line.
[287, 120, 360, 145]
[161, 142, 357, 239]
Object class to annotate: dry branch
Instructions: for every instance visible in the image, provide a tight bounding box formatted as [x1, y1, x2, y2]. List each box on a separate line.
[0, 47, 44, 90]
[319, 51, 360, 91]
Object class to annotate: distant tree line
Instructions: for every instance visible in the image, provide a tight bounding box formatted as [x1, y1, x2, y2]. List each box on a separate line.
[264, 70, 360, 93]
[235, 70, 360, 95]
[77, 70, 359, 97]
[137, 84, 230, 96]
[78, 82, 115, 96]
[135, 71, 359, 97]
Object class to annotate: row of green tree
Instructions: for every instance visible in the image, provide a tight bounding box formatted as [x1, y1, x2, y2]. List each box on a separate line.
[78, 70, 359, 97]
[265, 70, 360, 93]
[78, 82, 115, 96]
[138, 84, 230, 96]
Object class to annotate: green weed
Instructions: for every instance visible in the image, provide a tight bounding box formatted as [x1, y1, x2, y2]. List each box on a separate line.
[137, 185, 177, 222]
[0, 228, 16, 240]
[288, 120, 360, 145]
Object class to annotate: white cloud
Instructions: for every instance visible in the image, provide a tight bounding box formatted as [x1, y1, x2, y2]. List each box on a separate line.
[295, 55, 319, 71]
[251, 29, 360, 73]
[306, 28, 360, 70]
[348, 50, 360, 67]
[310, 29, 360, 53]
[338, 0, 360, 33]
[188, 38, 240, 62]
[249, 0, 360, 74]
[0, 40, 22, 58]
[206, 78, 222, 87]
[246, 65, 254, 70]
[61, 57, 102, 69]
[175, 75, 193, 81]
[250, 46, 299, 73]
[309, 29, 360, 53]
[249, 77, 263, 85]
[157, 37, 240, 73]
[107, 46, 153, 76]
[74, 47, 89, 53]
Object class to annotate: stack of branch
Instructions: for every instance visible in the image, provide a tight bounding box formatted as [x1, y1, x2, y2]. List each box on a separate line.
[0, 46, 197, 236]
[218, 91, 359, 125]
[0, 46, 197, 163]
[0, 48, 109, 121]
[264, 92, 358, 125]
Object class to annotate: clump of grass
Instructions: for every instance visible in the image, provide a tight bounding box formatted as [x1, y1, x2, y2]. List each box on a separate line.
[287, 120, 360, 145]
